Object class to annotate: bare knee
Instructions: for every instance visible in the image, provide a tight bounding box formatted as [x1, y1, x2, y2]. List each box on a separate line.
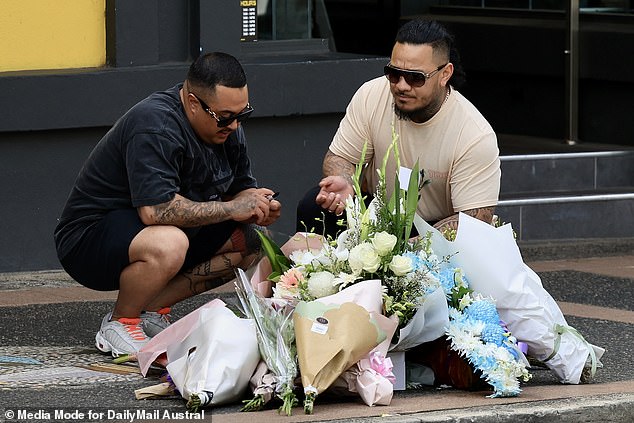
[130, 226, 189, 277]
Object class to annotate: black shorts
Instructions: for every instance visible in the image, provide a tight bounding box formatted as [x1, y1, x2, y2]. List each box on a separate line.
[60, 209, 237, 291]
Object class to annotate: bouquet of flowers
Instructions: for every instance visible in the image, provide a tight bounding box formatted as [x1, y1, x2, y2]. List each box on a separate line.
[292, 280, 391, 413]
[439, 264, 532, 397]
[422, 212, 604, 385]
[269, 134, 449, 347]
[234, 268, 298, 415]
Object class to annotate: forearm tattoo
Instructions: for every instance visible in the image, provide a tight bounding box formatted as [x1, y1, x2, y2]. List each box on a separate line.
[433, 207, 496, 232]
[322, 150, 355, 181]
[150, 195, 231, 227]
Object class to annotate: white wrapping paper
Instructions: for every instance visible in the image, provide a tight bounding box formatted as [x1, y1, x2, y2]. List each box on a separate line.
[388, 286, 449, 352]
[165, 305, 260, 406]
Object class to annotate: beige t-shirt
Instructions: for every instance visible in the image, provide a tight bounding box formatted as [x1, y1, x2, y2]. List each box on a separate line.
[330, 77, 500, 222]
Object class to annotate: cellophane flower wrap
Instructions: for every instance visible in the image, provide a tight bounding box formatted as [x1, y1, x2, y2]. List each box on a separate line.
[234, 268, 299, 416]
[406, 215, 533, 397]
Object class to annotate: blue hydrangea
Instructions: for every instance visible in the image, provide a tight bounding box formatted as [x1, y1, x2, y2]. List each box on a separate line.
[480, 323, 506, 346]
[468, 350, 497, 370]
[464, 299, 499, 325]
[437, 267, 458, 295]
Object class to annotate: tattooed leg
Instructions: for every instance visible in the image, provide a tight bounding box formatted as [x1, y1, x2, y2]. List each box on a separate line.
[184, 252, 243, 295]
[143, 224, 265, 309]
[142, 251, 242, 309]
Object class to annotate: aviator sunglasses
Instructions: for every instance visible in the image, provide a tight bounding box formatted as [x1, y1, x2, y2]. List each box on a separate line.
[384, 63, 448, 87]
[190, 92, 254, 127]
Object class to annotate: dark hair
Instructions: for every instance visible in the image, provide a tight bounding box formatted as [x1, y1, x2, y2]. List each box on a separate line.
[186, 52, 247, 92]
[395, 19, 466, 89]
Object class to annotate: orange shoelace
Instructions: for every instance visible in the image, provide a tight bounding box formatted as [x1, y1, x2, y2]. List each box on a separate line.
[117, 317, 146, 341]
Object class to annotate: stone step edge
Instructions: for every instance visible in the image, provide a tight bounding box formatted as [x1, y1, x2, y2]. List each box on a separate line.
[498, 192, 634, 206]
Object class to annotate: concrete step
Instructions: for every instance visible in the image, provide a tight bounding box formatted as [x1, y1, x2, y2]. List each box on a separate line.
[497, 151, 634, 241]
[500, 151, 634, 197]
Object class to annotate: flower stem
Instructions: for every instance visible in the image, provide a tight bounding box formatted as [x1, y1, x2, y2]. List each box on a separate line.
[303, 391, 316, 414]
[241, 394, 265, 412]
[278, 386, 298, 416]
[186, 393, 201, 413]
[112, 354, 135, 364]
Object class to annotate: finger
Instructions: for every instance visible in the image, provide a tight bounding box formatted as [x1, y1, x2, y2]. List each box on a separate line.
[315, 189, 329, 205]
[318, 191, 334, 209]
[335, 201, 345, 216]
[327, 193, 341, 212]
[318, 176, 334, 188]
[259, 201, 271, 223]
[253, 207, 265, 225]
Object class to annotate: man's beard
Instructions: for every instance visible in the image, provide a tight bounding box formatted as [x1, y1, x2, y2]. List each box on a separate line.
[394, 99, 442, 123]
[394, 104, 413, 121]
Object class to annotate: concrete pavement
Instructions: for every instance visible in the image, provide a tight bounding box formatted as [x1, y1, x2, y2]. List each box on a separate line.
[0, 238, 633, 422]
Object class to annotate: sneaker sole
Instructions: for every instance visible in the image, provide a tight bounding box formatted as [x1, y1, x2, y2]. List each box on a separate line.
[95, 331, 131, 358]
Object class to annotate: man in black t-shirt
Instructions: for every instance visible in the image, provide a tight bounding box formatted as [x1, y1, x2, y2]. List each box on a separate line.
[54, 52, 280, 357]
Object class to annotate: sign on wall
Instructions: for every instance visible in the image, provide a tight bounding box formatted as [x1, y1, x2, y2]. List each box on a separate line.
[240, 0, 257, 42]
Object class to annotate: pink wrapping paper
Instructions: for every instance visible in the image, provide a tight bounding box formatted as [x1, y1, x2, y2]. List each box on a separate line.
[136, 298, 226, 376]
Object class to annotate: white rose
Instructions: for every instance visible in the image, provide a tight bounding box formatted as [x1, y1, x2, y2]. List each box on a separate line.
[348, 242, 380, 274]
[307, 271, 338, 298]
[388, 255, 413, 276]
[371, 231, 397, 256]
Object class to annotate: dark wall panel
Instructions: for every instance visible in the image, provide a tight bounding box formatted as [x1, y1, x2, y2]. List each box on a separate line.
[0, 115, 341, 272]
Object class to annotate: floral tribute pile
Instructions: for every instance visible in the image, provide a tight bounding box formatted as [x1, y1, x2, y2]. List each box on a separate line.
[236, 133, 531, 415]
[134, 133, 603, 413]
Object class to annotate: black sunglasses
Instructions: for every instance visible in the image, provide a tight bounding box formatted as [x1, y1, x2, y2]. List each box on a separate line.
[384, 63, 448, 87]
[190, 92, 254, 127]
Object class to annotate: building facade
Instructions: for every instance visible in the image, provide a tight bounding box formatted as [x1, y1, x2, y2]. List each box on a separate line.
[1, 1, 632, 271]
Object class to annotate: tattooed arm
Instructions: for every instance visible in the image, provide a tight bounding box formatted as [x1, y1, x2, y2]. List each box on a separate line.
[316, 150, 357, 215]
[432, 206, 496, 234]
[137, 189, 279, 227]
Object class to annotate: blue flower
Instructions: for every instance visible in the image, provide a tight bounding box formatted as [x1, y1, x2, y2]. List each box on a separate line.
[481, 323, 506, 346]
[469, 351, 496, 370]
[437, 267, 458, 295]
[464, 299, 499, 325]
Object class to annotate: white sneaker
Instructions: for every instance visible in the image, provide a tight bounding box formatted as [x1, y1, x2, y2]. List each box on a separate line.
[140, 307, 172, 337]
[95, 312, 150, 357]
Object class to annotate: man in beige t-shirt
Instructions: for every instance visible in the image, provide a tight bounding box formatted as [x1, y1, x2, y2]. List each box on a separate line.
[296, 19, 500, 235]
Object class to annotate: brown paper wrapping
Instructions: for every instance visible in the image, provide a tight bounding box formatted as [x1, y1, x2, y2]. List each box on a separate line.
[294, 301, 384, 395]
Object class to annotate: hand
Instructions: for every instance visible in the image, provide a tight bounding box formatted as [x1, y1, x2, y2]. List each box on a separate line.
[229, 188, 276, 225]
[315, 175, 354, 216]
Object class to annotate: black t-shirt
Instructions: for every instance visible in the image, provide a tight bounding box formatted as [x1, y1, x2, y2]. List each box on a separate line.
[54, 84, 257, 259]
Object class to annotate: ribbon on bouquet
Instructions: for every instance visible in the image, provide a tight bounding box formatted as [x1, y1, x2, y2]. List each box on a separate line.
[362, 352, 396, 384]
[543, 323, 598, 377]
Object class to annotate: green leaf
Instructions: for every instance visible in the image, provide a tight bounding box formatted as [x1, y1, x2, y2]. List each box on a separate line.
[256, 229, 290, 276]
[403, 160, 420, 243]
